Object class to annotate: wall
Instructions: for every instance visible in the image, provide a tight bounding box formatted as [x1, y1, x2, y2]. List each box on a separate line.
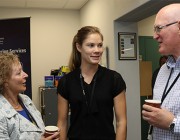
[80, 0, 151, 140]
[0, 8, 80, 109]
[114, 21, 141, 140]
[80, 0, 115, 68]
[138, 15, 155, 36]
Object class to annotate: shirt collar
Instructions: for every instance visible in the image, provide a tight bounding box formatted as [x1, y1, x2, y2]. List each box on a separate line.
[166, 55, 180, 70]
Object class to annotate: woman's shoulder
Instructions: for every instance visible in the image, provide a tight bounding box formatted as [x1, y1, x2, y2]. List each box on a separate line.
[99, 65, 121, 77]
[61, 68, 80, 80]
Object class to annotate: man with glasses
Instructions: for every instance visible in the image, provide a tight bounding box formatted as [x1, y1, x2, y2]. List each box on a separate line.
[142, 3, 180, 140]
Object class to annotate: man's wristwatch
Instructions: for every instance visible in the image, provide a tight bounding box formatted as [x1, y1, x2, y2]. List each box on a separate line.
[169, 118, 177, 133]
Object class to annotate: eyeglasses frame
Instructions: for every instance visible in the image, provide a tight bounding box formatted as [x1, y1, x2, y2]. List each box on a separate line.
[154, 21, 178, 33]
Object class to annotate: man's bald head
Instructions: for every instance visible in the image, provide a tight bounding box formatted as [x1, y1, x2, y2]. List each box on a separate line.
[156, 3, 180, 22]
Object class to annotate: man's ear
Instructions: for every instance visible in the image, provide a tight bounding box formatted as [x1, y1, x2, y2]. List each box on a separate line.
[178, 20, 180, 30]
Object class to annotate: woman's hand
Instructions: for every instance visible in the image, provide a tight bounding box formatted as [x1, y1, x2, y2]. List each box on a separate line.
[41, 131, 60, 140]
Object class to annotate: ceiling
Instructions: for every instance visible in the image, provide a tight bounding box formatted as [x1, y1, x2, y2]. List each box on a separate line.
[117, 0, 180, 22]
[0, 0, 89, 10]
[1, 0, 180, 21]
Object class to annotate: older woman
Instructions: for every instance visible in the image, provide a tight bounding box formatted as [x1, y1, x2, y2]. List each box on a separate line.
[0, 52, 59, 140]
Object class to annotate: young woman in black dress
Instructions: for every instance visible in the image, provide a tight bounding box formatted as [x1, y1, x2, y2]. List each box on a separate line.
[57, 26, 127, 140]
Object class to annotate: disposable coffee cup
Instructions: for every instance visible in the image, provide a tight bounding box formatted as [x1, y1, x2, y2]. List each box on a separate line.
[145, 99, 161, 108]
[44, 126, 59, 138]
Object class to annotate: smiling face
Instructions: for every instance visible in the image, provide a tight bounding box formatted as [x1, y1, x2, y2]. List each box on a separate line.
[76, 33, 103, 66]
[6, 62, 28, 94]
[153, 4, 180, 59]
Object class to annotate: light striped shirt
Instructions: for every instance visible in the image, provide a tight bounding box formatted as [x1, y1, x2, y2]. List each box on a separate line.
[153, 55, 180, 140]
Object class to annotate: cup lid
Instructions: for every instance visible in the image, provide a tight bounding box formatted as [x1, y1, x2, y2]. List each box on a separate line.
[45, 126, 58, 132]
[145, 99, 161, 104]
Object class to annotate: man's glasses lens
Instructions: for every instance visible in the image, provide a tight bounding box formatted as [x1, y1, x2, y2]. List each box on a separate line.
[154, 26, 161, 33]
[154, 21, 178, 33]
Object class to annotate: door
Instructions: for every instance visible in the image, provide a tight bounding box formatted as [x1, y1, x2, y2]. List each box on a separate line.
[139, 36, 161, 140]
[40, 87, 58, 126]
[139, 36, 161, 72]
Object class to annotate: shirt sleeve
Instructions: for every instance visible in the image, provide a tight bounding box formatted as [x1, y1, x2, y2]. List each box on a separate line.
[57, 76, 68, 100]
[113, 71, 126, 98]
[174, 115, 180, 135]
[0, 115, 10, 139]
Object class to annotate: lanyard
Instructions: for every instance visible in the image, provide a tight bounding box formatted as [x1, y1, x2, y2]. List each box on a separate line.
[161, 69, 180, 104]
[80, 73, 97, 111]
[19, 99, 39, 128]
[148, 69, 180, 137]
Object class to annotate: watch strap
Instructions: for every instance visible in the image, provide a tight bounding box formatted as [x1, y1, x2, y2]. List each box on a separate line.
[169, 118, 177, 134]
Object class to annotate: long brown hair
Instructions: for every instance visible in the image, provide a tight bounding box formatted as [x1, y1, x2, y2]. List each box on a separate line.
[68, 26, 103, 71]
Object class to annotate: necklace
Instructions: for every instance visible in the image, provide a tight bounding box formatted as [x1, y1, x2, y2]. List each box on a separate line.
[80, 72, 97, 108]
[12, 103, 20, 109]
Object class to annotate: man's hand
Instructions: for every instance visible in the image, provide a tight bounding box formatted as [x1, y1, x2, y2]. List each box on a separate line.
[142, 104, 174, 129]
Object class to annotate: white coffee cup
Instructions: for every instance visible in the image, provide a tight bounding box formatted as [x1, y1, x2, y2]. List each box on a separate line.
[145, 99, 161, 108]
[44, 126, 59, 138]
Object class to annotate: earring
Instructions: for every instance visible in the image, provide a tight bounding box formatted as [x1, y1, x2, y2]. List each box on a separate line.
[4, 83, 8, 88]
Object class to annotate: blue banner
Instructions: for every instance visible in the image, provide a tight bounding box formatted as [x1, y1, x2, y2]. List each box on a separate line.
[0, 17, 32, 98]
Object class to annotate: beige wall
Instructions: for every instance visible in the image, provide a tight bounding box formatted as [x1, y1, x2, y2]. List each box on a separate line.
[80, 0, 115, 68]
[0, 8, 80, 109]
[138, 15, 155, 36]
[0, 1, 155, 110]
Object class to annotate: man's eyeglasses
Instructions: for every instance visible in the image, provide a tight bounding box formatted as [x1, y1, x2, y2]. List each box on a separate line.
[154, 21, 178, 33]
